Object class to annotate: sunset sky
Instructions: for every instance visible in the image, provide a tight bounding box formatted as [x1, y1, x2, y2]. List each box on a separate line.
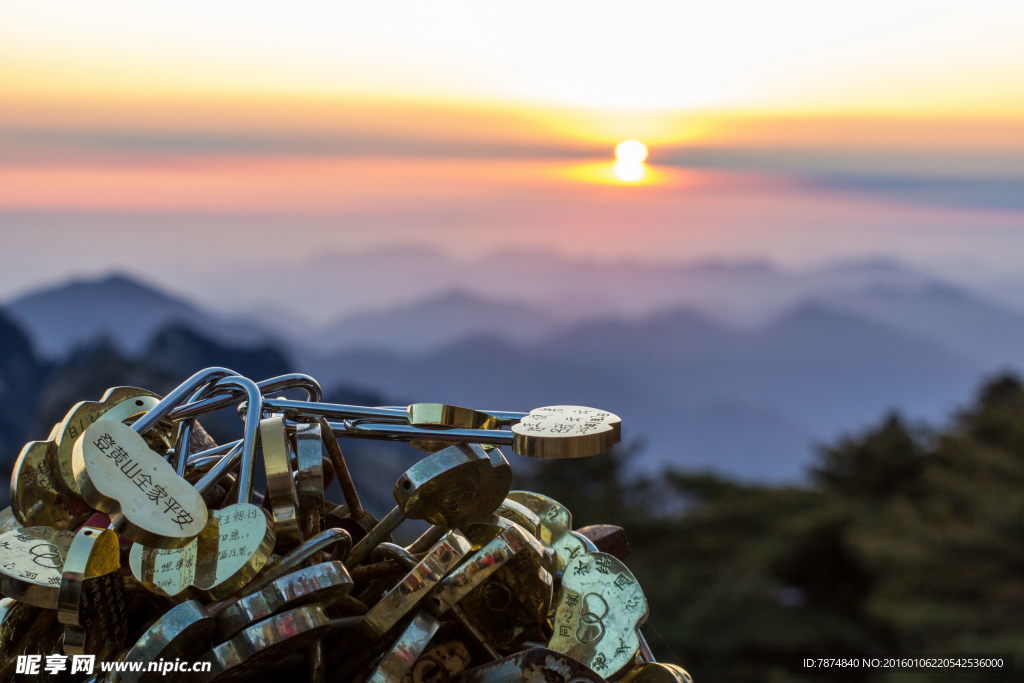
[1, 0, 1022, 302]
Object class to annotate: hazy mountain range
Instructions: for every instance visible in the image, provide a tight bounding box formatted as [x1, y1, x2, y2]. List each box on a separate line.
[193, 247, 941, 329]
[4, 251, 1024, 480]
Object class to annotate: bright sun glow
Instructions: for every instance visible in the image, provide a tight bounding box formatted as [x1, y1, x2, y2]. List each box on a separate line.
[615, 140, 648, 164]
[613, 140, 648, 182]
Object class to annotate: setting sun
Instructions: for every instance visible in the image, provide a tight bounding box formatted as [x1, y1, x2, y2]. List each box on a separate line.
[615, 140, 649, 164]
[613, 140, 648, 182]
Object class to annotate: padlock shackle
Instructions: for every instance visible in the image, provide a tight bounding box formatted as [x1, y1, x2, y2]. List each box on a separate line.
[184, 419, 517, 465]
[167, 373, 323, 422]
[132, 367, 238, 434]
[207, 375, 264, 505]
[260, 398, 527, 425]
[331, 419, 516, 446]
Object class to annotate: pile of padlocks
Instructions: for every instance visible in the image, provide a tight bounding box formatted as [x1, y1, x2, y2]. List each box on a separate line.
[1, 367, 692, 682]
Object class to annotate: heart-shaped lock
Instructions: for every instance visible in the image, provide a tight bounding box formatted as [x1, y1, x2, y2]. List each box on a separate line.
[346, 442, 512, 566]
[507, 491, 592, 574]
[359, 530, 473, 639]
[10, 440, 91, 530]
[58, 526, 126, 660]
[52, 387, 166, 499]
[120, 530, 352, 680]
[260, 415, 302, 548]
[72, 418, 208, 548]
[131, 375, 274, 599]
[0, 525, 76, 608]
[548, 551, 648, 678]
[511, 406, 621, 459]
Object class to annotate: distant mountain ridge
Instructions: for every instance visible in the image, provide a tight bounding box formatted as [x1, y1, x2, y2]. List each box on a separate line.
[201, 247, 948, 329]
[309, 302, 983, 479]
[313, 289, 560, 354]
[8, 258, 1024, 481]
[5, 273, 279, 357]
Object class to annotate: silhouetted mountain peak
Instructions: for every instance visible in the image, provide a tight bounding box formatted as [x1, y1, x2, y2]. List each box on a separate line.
[13, 272, 196, 309]
[5, 272, 281, 357]
[144, 322, 290, 380]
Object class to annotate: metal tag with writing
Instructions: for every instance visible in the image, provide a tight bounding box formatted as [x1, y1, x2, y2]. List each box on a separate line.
[73, 418, 208, 548]
[548, 551, 648, 679]
[512, 406, 621, 459]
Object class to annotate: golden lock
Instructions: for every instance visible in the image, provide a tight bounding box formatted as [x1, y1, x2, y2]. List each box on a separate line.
[197, 604, 359, 681]
[294, 421, 325, 540]
[214, 560, 353, 640]
[497, 497, 559, 576]
[364, 611, 441, 683]
[347, 443, 512, 566]
[507, 491, 572, 547]
[331, 403, 620, 460]
[507, 491, 594, 575]
[395, 444, 511, 527]
[496, 498, 543, 540]
[130, 375, 276, 599]
[420, 519, 551, 660]
[430, 518, 549, 615]
[548, 551, 649, 679]
[359, 531, 473, 640]
[10, 387, 165, 531]
[260, 415, 302, 548]
[406, 403, 500, 430]
[72, 418, 208, 548]
[127, 533, 204, 598]
[126, 451, 231, 599]
[118, 530, 353, 679]
[10, 440, 91, 530]
[51, 387, 165, 498]
[192, 510, 275, 601]
[404, 403, 508, 453]
[237, 527, 352, 598]
[57, 526, 126, 660]
[0, 525, 75, 608]
[116, 600, 215, 681]
[455, 536, 554, 653]
[553, 531, 598, 577]
[512, 405, 622, 459]
[131, 446, 275, 599]
[74, 372, 256, 552]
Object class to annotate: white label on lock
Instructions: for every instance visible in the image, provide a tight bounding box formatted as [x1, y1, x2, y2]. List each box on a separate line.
[513, 406, 620, 439]
[79, 419, 208, 541]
